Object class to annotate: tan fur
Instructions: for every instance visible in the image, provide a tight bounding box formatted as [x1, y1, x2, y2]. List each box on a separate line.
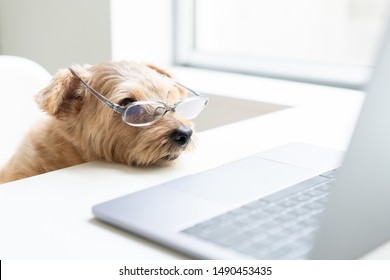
[0, 61, 195, 184]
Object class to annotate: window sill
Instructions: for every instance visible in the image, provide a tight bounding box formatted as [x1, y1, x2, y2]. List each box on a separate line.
[171, 66, 364, 108]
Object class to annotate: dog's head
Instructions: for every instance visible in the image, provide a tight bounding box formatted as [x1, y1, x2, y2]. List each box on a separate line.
[35, 60, 205, 166]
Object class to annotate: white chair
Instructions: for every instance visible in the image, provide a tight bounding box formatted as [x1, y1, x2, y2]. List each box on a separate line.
[0, 56, 51, 166]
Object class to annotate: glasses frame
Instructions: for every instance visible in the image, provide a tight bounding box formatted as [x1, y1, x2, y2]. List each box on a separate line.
[69, 68, 208, 127]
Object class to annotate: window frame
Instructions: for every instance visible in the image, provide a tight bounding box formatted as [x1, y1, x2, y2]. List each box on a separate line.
[173, 0, 374, 89]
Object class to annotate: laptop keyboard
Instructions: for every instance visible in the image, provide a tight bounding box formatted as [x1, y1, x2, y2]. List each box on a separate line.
[181, 169, 339, 259]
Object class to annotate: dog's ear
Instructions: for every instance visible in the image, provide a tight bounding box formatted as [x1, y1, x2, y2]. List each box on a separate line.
[146, 64, 173, 78]
[147, 64, 187, 98]
[35, 65, 88, 117]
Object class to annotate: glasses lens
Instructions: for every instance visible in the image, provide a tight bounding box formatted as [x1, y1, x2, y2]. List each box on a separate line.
[175, 97, 208, 119]
[124, 102, 166, 125]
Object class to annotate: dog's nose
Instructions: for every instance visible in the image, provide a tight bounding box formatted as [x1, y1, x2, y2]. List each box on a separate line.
[172, 125, 193, 147]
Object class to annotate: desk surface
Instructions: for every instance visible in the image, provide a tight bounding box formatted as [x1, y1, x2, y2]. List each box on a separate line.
[2, 70, 388, 259]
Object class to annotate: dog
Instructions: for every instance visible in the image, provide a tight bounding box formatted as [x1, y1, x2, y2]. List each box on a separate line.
[0, 60, 206, 184]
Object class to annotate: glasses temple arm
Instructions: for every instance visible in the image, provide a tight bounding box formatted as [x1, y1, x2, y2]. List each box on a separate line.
[68, 68, 125, 114]
[175, 81, 204, 97]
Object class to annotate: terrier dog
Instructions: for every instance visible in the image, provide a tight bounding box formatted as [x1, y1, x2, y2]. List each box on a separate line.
[0, 60, 208, 184]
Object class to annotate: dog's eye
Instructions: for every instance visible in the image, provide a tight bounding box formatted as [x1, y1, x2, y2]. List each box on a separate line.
[119, 98, 136, 107]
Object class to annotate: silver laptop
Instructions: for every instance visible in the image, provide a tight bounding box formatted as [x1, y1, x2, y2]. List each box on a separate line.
[92, 21, 390, 259]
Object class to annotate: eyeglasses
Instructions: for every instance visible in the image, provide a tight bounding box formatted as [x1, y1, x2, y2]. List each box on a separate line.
[69, 68, 208, 127]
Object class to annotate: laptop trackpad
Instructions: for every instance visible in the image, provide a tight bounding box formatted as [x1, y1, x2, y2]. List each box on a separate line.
[166, 157, 317, 206]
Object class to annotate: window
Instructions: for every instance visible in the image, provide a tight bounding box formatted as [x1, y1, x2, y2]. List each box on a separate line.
[174, 0, 390, 88]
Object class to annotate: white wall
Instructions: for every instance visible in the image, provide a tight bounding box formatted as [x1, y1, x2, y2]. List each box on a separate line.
[110, 0, 173, 68]
[0, 0, 174, 73]
[0, 0, 112, 73]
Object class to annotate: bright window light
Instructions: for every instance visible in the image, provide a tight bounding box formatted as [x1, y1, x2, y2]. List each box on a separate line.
[174, 0, 390, 88]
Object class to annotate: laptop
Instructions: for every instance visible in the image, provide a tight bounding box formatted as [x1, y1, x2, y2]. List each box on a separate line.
[92, 22, 390, 259]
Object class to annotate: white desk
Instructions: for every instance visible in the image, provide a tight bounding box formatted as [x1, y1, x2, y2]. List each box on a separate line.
[1, 70, 387, 259]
